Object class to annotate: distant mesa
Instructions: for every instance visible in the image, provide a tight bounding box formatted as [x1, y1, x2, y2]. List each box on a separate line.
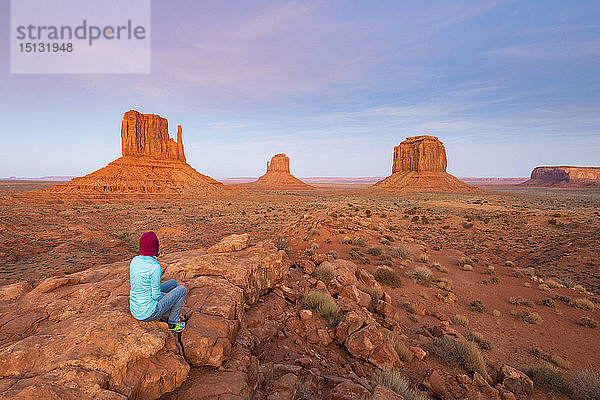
[521, 166, 600, 188]
[373, 135, 476, 192]
[46, 110, 236, 196]
[239, 153, 314, 190]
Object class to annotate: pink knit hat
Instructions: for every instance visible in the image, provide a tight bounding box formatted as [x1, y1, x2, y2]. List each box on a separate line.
[139, 231, 159, 256]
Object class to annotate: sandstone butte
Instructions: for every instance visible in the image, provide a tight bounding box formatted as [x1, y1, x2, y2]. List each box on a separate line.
[45, 110, 237, 196]
[372, 135, 476, 192]
[520, 166, 600, 188]
[240, 153, 314, 190]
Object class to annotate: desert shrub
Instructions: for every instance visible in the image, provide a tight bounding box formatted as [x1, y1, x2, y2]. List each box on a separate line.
[453, 314, 469, 327]
[505, 261, 514, 267]
[402, 302, 416, 314]
[358, 283, 383, 302]
[426, 337, 487, 375]
[431, 262, 446, 273]
[539, 283, 551, 292]
[489, 276, 500, 284]
[570, 369, 600, 400]
[523, 365, 571, 396]
[461, 264, 474, 271]
[349, 246, 364, 260]
[302, 290, 342, 326]
[352, 237, 367, 247]
[541, 297, 556, 308]
[510, 296, 535, 307]
[377, 371, 428, 400]
[518, 309, 542, 325]
[545, 279, 560, 289]
[458, 257, 474, 267]
[545, 353, 570, 369]
[572, 298, 595, 311]
[466, 331, 491, 350]
[492, 309, 501, 317]
[513, 267, 535, 278]
[303, 248, 315, 258]
[554, 294, 571, 303]
[391, 245, 412, 260]
[382, 328, 414, 362]
[340, 237, 352, 245]
[325, 250, 339, 260]
[311, 242, 319, 249]
[419, 253, 429, 263]
[382, 234, 395, 242]
[313, 263, 335, 283]
[366, 246, 384, 256]
[374, 266, 402, 288]
[580, 316, 598, 329]
[469, 300, 486, 313]
[435, 277, 453, 291]
[274, 236, 289, 251]
[365, 209, 371, 218]
[462, 222, 474, 229]
[409, 266, 433, 283]
[411, 216, 420, 223]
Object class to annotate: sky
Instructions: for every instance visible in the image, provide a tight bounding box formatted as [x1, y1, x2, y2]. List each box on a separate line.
[1, 0, 599, 178]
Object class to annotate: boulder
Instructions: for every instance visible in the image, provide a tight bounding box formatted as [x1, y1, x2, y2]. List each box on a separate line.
[500, 365, 533, 396]
[328, 380, 370, 400]
[207, 233, 250, 253]
[371, 385, 406, 399]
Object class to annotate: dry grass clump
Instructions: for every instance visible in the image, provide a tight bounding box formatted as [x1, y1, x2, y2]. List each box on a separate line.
[373, 266, 402, 288]
[524, 365, 571, 396]
[340, 237, 352, 245]
[453, 314, 469, 327]
[492, 309, 501, 317]
[547, 353, 570, 369]
[377, 371, 429, 400]
[358, 283, 383, 302]
[349, 247, 370, 264]
[434, 277, 453, 291]
[352, 237, 367, 247]
[461, 264, 474, 271]
[545, 279, 560, 289]
[313, 262, 335, 283]
[466, 331, 491, 350]
[505, 260, 514, 267]
[366, 246, 384, 256]
[382, 328, 414, 362]
[431, 262, 448, 273]
[391, 244, 412, 260]
[325, 250, 339, 260]
[516, 309, 542, 324]
[419, 253, 429, 263]
[541, 297, 556, 308]
[457, 257, 474, 267]
[509, 296, 535, 307]
[512, 267, 535, 278]
[570, 369, 600, 400]
[571, 298, 595, 311]
[580, 316, 598, 329]
[302, 290, 342, 326]
[426, 337, 487, 375]
[402, 302, 416, 314]
[409, 266, 433, 283]
[468, 300, 486, 313]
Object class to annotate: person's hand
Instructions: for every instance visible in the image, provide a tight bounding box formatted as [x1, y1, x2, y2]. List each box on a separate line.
[161, 292, 166, 296]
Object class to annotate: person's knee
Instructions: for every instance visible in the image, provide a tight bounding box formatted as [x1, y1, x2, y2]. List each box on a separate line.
[176, 284, 187, 297]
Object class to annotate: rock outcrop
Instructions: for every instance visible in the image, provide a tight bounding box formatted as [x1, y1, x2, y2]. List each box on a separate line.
[373, 135, 475, 192]
[45, 110, 237, 196]
[239, 153, 314, 191]
[0, 237, 288, 399]
[521, 166, 600, 188]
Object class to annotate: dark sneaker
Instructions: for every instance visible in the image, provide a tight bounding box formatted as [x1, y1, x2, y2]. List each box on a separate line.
[169, 321, 185, 332]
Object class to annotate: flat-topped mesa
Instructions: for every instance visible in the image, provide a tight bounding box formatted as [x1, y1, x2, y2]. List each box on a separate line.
[373, 135, 475, 192]
[121, 110, 186, 162]
[392, 135, 447, 173]
[266, 153, 290, 173]
[522, 166, 600, 187]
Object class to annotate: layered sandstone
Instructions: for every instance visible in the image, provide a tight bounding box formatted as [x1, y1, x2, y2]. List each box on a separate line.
[0, 238, 288, 399]
[373, 135, 475, 192]
[240, 153, 314, 190]
[521, 166, 600, 188]
[46, 110, 236, 196]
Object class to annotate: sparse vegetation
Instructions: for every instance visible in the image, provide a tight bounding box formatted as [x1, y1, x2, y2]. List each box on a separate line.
[580, 316, 598, 329]
[382, 328, 414, 362]
[302, 290, 342, 326]
[517, 309, 543, 325]
[409, 266, 432, 283]
[426, 336, 487, 375]
[391, 244, 411, 260]
[469, 300, 486, 313]
[358, 283, 383, 302]
[466, 331, 491, 350]
[340, 237, 352, 245]
[402, 302, 416, 314]
[313, 262, 335, 283]
[524, 365, 571, 396]
[373, 266, 402, 288]
[510, 296, 535, 307]
[570, 369, 600, 400]
[571, 298, 595, 311]
[453, 314, 469, 327]
[513, 267, 535, 278]
[325, 250, 339, 260]
[366, 246, 384, 256]
[273, 235, 289, 252]
[377, 371, 429, 400]
[458, 257, 474, 267]
[419, 253, 429, 263]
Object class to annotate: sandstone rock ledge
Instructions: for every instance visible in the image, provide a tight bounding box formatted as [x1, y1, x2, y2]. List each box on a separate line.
[0, 238, 288, 400]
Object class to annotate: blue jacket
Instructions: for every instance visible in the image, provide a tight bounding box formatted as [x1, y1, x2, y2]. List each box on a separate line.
[129, 255, 162, 320]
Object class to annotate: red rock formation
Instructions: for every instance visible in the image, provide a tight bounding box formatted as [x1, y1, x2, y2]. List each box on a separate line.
[46, 110, 237, 196]
[373, 135, 475, 192]
[240, 153, 314, 191]
[521, 166, 600, 188]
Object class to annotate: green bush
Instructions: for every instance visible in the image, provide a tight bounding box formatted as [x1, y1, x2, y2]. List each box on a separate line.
[302, 290, 342, 326]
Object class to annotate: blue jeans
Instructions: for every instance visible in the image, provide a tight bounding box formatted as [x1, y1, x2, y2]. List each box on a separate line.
[141, 279, 187, 326]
